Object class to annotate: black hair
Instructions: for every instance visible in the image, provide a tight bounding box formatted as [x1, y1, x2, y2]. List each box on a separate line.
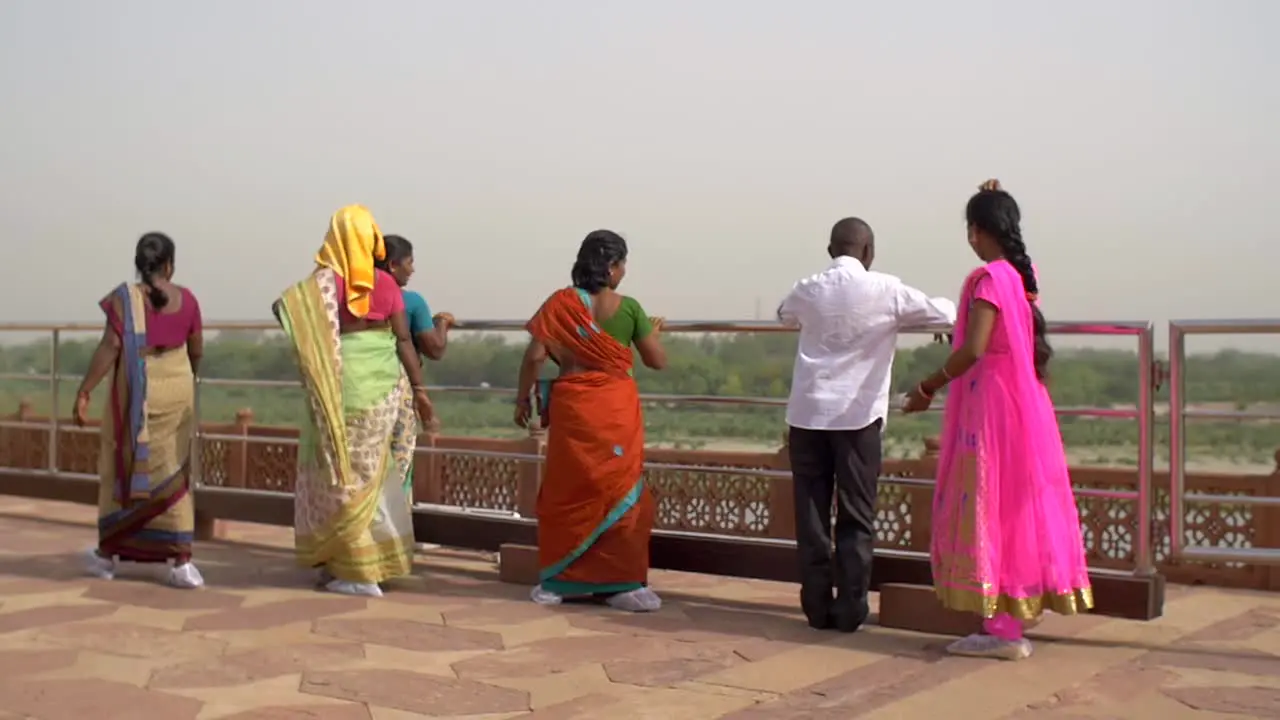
[965, 189, 1052, 381]
[571, 230, 628, 293]
[376, 234, 414, 272]
[135, 232, 175, 309]
[829, 217, 874, 253]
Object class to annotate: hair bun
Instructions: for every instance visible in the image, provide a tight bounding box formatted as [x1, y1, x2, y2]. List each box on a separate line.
[979, 179, 1003, 192]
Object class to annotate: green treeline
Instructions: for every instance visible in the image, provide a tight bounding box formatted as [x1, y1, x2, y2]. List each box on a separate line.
[1, 331, 1277, 464]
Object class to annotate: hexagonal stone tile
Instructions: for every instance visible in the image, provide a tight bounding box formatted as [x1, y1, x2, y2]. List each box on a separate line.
[603, 656, 744, 687]
[0, 603, 117, 633]
[442, 600, 560, 626]
[37, 621, 227, 660]
[184, 597, 366, 631]
[565, 605, 808, 645]
[209, 703, 372, 719]
[84, 580, 245, 611]
[0, 577, 85, 596]
[301, 669, 529, 715]
[313, 616, 504, 652]
[1179, 607, 1280, 643]
[0, 677, 202, 720]
[0, 648, 80, 676]
[150, 642, 366, 689]
[1164, 685, 1280, 716]
[453, 633, 740, 680]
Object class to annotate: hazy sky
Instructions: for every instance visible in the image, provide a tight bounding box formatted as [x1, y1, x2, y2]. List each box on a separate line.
[2, 1, 1277, 351]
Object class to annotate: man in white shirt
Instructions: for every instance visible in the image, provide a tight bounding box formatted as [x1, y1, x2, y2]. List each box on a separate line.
[778, 217, 956, 632]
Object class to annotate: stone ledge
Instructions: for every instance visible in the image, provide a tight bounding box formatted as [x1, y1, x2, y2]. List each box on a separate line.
[877, 583, 983, 637]
[498, 543, 539, 585]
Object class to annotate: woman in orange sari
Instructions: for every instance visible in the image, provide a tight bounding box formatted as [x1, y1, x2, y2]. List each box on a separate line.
[514, 230, 667, 612]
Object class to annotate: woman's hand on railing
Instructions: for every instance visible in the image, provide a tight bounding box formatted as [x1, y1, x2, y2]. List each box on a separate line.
[412, 388, 435, 427]
[650, 317, 665, 335]
[513, 398, 532, 429]
[72, 391, 91, 427]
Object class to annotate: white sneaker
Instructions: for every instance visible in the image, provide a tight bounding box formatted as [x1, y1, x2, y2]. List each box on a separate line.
[606, 587, 662, 613]
[945, 633, 1033, 660]
[82, 548, 115, 580]
[167, 562, 205, 589]
[325, 579, 383, 597]
[315, 566, 335, 586]
[530, 585, 563, 606]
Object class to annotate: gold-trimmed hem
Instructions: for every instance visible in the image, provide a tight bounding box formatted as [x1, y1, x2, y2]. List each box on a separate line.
[935, 583, 1094, 621]
[298, 531, 415, 585]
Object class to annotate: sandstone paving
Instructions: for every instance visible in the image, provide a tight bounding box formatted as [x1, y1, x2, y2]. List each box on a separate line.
[0, 498, 1278, 718]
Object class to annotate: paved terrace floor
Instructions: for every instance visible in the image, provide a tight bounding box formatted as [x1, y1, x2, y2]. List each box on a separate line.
[0, 498, 1276, 719]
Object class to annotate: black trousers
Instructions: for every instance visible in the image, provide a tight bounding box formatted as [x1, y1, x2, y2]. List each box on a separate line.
[788, 420, 883, 631]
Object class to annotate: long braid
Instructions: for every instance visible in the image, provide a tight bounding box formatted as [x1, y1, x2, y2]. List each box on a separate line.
[966, 183, 1053, 381]
[998, 226, 1052, 381]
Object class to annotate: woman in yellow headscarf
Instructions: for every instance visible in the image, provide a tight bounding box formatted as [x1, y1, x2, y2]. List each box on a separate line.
[275, 205, 436, 597]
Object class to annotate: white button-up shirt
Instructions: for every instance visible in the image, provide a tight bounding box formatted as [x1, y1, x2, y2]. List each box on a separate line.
[778, 256, 957, 431]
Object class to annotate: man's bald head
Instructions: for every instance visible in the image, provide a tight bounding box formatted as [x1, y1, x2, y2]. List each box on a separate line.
[828, 217, 875, 268]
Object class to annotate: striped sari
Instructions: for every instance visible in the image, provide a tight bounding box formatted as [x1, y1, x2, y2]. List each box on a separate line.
[96, 283, 196, 562]
[276, 268, 417, 587]
[528, 287, 659, 611]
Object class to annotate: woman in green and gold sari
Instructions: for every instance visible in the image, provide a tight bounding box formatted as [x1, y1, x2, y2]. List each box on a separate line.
[275, 205, 436, 597]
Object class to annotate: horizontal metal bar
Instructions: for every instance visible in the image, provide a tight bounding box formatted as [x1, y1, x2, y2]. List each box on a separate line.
[644, 461, 792, 479]
[1184, 492, 1280, 508]
[412, 446, 540, 462]
[0, 420, 50, 430]
[0, 318, 1153, 335]
[1183, 407, 1280, 421]
[196, 485, 293, 499]
[1168, 318, 1280, 335]
[198, 377, 298, 389]
[199, 432, 301, 446]
[1075, 487, 1140, 500]
[1179, 546, 1280, 565]
[0, 467, 97, 480]
[192, 438, 1142, 499]
[0, 373, 49, 381]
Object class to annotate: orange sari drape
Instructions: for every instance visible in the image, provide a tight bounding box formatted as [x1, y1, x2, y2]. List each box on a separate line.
[527, 288, 652, 595]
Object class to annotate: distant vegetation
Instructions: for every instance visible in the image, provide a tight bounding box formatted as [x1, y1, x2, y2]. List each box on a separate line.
[2, 330, 1278, 468]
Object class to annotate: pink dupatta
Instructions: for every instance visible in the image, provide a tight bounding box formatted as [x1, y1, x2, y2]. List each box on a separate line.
[931, 259, 1093, 620]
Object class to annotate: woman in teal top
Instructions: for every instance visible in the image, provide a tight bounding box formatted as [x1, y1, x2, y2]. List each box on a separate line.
[376, 233, 453, 502]
[377, 235, 453, 360]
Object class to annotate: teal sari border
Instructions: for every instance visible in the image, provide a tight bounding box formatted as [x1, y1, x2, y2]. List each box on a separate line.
[538, 479, 644, 584]
[541, 579, 644, 595]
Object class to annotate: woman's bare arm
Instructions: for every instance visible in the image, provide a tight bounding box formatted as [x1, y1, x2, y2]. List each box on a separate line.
[415, 326, 448, 361]
[76, 322, 122, 397]
[516, 340, 548, 406]
[919, 301, 997, 396]
[391, 311, 426, 388]
[187, 326, 204, 375]
[635, 331, 667, 370]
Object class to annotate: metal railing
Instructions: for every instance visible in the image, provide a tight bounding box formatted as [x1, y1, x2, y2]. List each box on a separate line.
[0, 317, 1158, 574]
[1168, 319, 1280, 565]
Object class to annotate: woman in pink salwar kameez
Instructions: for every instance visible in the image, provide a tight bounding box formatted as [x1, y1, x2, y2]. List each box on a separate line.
[903, 179, 1092, 660]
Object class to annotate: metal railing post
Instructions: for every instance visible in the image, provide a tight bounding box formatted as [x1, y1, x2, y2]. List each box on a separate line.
[48, 329, 60, 473]
[191, 375, 203, 487]
[1133, 324, 1155, 575]
[1167, 323, 1187, 559]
